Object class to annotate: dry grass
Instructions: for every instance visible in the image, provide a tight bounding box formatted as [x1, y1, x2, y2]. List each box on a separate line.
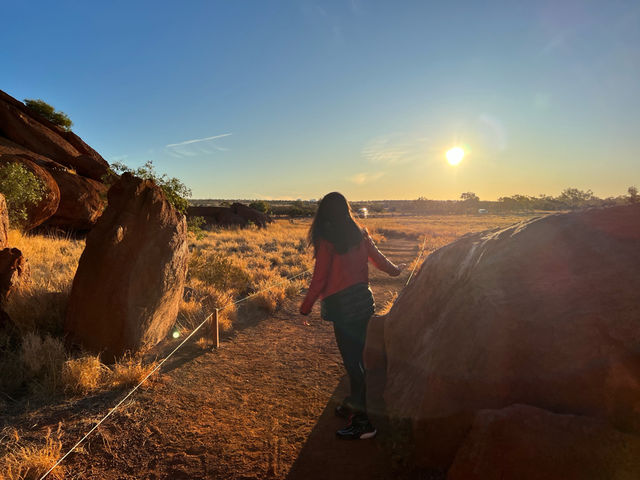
[4, 230, 84, 335]
[61, 355, 107, 396]
[1, 426, 65, 480]
[108, 355, 158, 389]
[378, 291, 398, 316]
[362, 214, 525, 251]
[18, 333, 66, 395]
[179, 220, 313, 332]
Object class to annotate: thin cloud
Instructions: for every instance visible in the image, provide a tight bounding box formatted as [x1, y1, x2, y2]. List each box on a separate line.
[166, 133, 232, 148]
[362, 133, 432, 166]
[351, 171, 385, 185]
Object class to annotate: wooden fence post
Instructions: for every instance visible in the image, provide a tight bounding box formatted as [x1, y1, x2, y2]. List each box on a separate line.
[214, 308, 220, 349]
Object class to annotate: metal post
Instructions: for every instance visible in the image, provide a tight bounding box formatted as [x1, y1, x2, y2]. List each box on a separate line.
[214, 308, 220, 349]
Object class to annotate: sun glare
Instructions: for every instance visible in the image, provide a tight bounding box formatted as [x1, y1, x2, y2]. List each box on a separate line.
[446, 147, 465, 166]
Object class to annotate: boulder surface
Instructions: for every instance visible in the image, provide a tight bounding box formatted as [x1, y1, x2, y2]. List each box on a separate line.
[0, 248, 29, 302]
[42, 168, 106, 231]
[380, 204, 640, 467]
[66, 173, 189, 361]
[448, 404, 640, 480]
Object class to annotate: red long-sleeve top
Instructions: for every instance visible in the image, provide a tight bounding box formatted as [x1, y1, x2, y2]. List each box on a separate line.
[300, 231, 400, 315]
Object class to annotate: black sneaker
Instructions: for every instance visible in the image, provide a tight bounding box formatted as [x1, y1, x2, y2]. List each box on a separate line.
[336, 416, 377, 440]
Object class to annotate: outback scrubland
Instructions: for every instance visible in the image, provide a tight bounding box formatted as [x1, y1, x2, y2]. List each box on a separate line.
[1, 214, 525, 479]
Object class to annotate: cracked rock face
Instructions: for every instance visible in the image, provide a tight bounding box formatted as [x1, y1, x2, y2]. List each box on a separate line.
[66, 173, 189, 362]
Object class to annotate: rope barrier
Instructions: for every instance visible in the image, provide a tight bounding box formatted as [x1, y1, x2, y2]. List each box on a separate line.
[38, 267, 312, 480]
[39, 238, 427, 479]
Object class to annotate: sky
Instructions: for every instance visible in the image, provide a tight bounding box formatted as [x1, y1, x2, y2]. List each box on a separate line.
[2, 0, 639, 200]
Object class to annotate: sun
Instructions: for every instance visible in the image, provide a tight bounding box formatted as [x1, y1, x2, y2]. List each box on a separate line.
[446, 147, 465, 166]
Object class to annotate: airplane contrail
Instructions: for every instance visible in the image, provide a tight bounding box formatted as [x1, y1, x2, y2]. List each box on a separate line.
[166, 133, 232, 148]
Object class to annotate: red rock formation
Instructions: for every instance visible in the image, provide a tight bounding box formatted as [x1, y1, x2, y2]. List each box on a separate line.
[378, 204, 640, 468]
[448, 405, 640, 480]
[0, 247, 29, 302]
[66, 173, 189, 362]
[0, 90, 109, 181]
[0, 193, 8, 248]
[187, 206, 248, 228]
[43, 168, 106, 231]
[0, 155, 61, 230]
[231, 203, 271, 228]
[187, 204, 271, 228]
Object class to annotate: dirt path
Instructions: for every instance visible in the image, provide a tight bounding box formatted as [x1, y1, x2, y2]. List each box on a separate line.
[12, 238, 435, 479]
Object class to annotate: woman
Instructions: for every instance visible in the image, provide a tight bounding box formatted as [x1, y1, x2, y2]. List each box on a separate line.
[300, 192, 403, 440]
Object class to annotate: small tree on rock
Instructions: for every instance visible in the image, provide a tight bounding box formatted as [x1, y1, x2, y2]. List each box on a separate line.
[110, 161, 192, 214]
[23, 98, 73, 131]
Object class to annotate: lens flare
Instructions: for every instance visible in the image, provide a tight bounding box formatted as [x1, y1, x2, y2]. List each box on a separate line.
[172, 329, 180, 339]
[446, 147, 465, 166]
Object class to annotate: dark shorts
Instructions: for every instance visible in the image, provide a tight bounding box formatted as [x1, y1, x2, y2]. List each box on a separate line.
[320, 283, 375, 323]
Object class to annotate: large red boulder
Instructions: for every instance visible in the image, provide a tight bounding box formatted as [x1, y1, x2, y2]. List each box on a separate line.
[66, 173, 189, 361]
[0, 90, 109, 181]
[43, 168, 107, 231]
[0, 248, 29, 303]
[380, 204, 640, 468]
[0, 155, 61, 231]
[448, 404, 640, 480]
[0, 194, 8, 248]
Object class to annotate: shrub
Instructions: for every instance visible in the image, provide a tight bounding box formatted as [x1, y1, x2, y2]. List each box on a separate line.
[2, 426, 65, 480]
[0, 162, 45, 229]
[250, 280, 286, 314]
[189, 250, 250, 291]
[61, 355, 106, 395]
[108, 355, 157, 389]
[24, 98, 73, 131]
[110, 161, 192, 214]
[187, 215, 206, 240]
[249, 200, 271, 214]
[19, 333, 66, 394]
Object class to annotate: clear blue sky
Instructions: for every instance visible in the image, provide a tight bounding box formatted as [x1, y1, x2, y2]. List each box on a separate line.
[2, 1, 639, 200]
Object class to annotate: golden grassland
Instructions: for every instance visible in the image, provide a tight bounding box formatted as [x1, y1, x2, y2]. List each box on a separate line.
[0, 214, 527, 478]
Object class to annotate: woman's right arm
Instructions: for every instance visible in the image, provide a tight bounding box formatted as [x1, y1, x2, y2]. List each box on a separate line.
[365, 232, 401, 277]
[300, 240, 332, 314]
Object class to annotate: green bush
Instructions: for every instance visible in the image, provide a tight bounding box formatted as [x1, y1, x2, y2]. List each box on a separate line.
[0, 162, 45, 229]
[187, 216, 206, 240]
[249, 200, 271, 214]
[23, 98, 73, 131]
[110, 161, 192, 214]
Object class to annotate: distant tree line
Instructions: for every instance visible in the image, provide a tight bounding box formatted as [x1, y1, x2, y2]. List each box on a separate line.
[191, 186, 638, 218]
[410, 187, 639, 215]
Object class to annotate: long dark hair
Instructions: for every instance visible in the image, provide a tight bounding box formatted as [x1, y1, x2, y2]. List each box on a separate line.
[308, 192, 363, 255]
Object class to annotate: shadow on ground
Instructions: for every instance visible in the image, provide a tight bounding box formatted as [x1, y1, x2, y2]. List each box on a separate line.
[286, 369, 443, 480]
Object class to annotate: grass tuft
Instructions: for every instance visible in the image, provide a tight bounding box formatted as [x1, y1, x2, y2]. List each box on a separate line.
[108, 355, 158, 389]
[61, 355, 106, 396]
[1, 426, 65, 480]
